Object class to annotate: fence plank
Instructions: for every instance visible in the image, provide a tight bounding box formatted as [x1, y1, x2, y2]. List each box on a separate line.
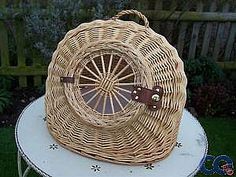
[224, 23, 236, 61]
[176, 2, 191, 58]
[201, 1, 217, 56]
[15, 20, 27, 87]
[165, 0, 177, 43]
[33, 51, 42, 86]
[142, 10, 236, 22]
[213, 3, 230, 61]
[34, 75, 42, 86]
[29, 0, 43, 86]
[0, 0, 236, 89]
[217, 61, 236, 70]
[137, 0, 149, 25]
[0, 21, 9, 67]
[152, 0, 163, 33]
[1, 8, 236, 21]
[0, 66, 47, 75]
[177, 23, 187, 58]
[0, 0, 6, 6]
[0, 0, 9, 67]
[188, 2, 204, 59]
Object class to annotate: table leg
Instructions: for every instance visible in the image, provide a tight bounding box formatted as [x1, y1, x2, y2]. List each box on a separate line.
[18, 151, 31, 177]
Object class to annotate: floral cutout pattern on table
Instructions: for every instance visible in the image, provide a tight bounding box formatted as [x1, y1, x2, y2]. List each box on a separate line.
[49, 144, 58, 150]
[91, 165, 101, 172]
[175, 142, 183, 148]
[144, 163, 154, 170]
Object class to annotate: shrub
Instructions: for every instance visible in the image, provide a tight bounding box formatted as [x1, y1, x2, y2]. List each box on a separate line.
[37, 84, 45, 95]
[0, 89, 12, 114]
[184, 57, 225, 88]
[0, 76, 13, 90]
[192, 84, 229, 116]
[24, 0, 130, 61]
[0, 76, 13, 114]
[184, 57, 235, 117]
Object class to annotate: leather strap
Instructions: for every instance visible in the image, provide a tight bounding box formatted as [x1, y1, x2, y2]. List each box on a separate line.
[131, 86, 163, 111]
[60, 77, 75, 83]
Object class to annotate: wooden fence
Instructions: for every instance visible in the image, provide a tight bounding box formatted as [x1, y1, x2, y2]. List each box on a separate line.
[0, 0, 236, 87]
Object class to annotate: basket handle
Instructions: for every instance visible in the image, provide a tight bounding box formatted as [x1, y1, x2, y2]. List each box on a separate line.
[111, 10, 149, 28]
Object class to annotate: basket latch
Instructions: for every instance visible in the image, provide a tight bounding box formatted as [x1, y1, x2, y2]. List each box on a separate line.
[131, 86, 163, 111]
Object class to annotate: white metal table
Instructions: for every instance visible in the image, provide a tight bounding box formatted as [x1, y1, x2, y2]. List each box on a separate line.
[15, 96, 208, 177]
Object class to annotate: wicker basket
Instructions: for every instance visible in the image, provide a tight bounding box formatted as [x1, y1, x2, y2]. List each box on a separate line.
[45, 10, 187, 165]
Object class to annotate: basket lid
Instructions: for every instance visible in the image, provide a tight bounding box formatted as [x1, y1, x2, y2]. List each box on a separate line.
[45, 10, 187, 165]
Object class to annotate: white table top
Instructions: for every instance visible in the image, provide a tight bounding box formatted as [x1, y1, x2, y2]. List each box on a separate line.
[15, 96, 208, 177]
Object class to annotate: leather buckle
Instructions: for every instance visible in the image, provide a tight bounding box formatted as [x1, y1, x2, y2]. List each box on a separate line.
[131, 86, 163, 111]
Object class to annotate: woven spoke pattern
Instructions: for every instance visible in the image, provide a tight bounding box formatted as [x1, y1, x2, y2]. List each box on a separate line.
[79, 53, 136, 115]
[63, 45, 150, 128]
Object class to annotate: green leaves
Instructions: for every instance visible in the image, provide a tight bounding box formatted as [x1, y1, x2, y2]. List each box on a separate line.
[23, 0, 130, 61]
[184, 57, 225, 88]
[0, 76, 13, 90]
[0, 76, 12, 114]
[0, 89, 11, 114]
[184, 57, 235, 116]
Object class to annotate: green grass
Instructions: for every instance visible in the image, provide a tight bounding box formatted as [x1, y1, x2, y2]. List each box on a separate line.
[0, 117, 235, 177]
[196, 117, 236, 177]
[0, 127, 40, 177]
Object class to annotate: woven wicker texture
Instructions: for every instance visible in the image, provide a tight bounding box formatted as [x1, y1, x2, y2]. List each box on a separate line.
[45, 10, 187, 165]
